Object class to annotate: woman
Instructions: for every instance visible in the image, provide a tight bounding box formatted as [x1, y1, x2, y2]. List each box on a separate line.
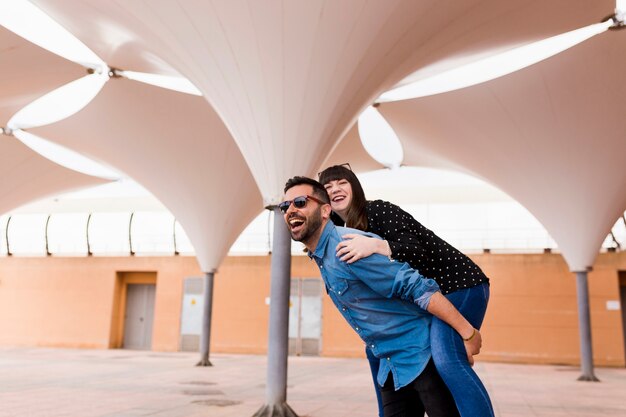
[319, 164, 494, 417]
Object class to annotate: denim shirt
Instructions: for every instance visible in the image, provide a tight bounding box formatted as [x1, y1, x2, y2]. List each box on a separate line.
[308, 221, 440, 390]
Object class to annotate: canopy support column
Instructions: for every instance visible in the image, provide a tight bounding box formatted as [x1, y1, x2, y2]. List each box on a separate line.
[253, 207, 298, 417]
[575, 270, 599, 381]
[196, 270, 215, 367]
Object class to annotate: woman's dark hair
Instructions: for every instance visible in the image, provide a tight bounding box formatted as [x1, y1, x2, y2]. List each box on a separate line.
[318, 164, 368, 231]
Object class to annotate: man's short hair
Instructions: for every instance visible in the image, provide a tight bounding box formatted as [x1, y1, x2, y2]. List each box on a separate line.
[284, 176, 330, 204]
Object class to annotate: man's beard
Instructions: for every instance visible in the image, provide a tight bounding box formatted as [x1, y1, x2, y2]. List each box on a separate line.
[289, 208, 323, 244]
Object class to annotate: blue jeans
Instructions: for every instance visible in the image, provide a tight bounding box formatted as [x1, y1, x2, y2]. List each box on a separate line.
[431, 282, 494, 417]
[365, 345, 384, 416]
[366, 282, 493, 417]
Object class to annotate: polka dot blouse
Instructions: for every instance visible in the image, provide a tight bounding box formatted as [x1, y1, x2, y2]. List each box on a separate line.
[365, 200, 489, 295]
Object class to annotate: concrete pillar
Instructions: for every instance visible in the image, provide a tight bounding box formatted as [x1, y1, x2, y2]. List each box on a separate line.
[575, 270, 599, 381]
[196, 270, 215, 367]
[253, 207, 298, 417]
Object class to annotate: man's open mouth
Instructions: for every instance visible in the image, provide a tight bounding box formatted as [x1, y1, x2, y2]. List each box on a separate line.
[288, 217, 305, 233]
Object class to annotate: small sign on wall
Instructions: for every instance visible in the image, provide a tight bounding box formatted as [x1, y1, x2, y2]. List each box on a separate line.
[606, 300, 620, 311]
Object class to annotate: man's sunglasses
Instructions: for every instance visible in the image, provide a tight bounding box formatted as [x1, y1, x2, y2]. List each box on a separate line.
[278, 195, 326, 213]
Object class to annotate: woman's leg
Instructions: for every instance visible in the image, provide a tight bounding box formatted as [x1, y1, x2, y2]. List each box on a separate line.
[430, 282, 495, 417]
[365, 346, 384, 417]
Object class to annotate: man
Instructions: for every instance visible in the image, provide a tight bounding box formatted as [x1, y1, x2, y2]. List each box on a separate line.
[280, 176, 481, 417]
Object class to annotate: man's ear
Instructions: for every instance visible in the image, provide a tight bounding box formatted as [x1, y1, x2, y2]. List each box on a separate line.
[321, 203, 332, 219]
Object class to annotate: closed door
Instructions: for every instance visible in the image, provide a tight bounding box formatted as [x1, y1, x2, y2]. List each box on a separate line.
[289, 278, 322, 356]
[179, 277, 204, 352]
[123, 284, 156, 350]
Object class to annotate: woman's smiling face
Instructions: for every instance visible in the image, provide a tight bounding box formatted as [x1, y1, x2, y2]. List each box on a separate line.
[323, 178, 353, 219]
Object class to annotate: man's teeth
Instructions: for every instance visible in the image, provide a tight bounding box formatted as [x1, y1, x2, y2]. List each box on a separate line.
[289, 219, 304, 226]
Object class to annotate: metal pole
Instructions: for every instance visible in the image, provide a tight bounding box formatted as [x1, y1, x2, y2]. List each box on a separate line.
[5, 216, 12, 256]
[128, 212, 135, 256]
[296, 279, 302, 356]
[575, 270, 599, 381]
[267, 209, 272, 254]
[252, 207, 298, 417]
[173, 218, 180, 255]
[196, 270, 215, 367]
[86, 213, 92, 256]
[45, 214, 51, 256]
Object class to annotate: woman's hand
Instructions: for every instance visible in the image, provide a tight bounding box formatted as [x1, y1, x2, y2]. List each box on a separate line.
[463, 328, 482, 366]
[464, 328, 482, 355]
[336, 234, 391, 263]
[427, 292, 483, 367]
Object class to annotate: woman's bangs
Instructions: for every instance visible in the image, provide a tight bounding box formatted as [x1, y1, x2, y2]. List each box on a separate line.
[319, 166, 351, 185]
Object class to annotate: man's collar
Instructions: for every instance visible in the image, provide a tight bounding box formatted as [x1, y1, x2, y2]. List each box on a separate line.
[308, 221, 334, 260]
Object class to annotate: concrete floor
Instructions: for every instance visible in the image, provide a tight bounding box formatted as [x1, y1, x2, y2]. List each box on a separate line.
[0, 347, 625, 417]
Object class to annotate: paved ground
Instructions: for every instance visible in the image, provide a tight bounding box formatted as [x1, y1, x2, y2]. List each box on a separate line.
[0, 347, 625, 417]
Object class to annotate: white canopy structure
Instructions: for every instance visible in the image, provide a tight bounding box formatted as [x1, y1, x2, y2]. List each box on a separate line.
[0, 26, 83, 120]
[379, 28, 626, 273]
[31, 77, 263, 369]
[322, 124, 383, 173]
[1, 0, 624, 412]
[1, 26, 108, 217]
[0, 138, 109, 216]
[31, 78, 262, 273]
[30, 0, 610, 202]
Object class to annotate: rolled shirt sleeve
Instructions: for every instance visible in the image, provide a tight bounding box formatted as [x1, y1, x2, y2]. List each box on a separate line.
[346, 251, 440, 310]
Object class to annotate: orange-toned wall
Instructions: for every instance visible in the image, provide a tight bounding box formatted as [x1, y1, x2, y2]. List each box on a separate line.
[476, 252, 626, 366]
[0, 256, 201, 351]
[0, 251, 625, 367]
[211, 256, 271, 354]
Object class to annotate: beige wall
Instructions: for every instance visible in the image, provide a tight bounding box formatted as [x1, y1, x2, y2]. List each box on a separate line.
[0, 251, 624, 367]
[476, 252, 625, 366]
[0, 256, 200, 350]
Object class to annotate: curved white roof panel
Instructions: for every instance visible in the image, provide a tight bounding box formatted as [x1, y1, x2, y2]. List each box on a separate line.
[380, 29, 626, 271]
[0, 138, 108, 215]
[32, 78, 262, 271]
